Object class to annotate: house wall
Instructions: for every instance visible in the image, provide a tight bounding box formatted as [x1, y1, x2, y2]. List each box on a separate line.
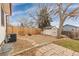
[63, 26, 75, 32]
[62, 25, 79, 39]
[0, 4, 7, 41]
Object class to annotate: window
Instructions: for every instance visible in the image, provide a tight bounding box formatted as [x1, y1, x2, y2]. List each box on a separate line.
[1, 6, 4, 26]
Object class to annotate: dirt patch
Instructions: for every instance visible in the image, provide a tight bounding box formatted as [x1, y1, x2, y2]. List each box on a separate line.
[27, 35, 57, 44]
[10, 38, 33, 55]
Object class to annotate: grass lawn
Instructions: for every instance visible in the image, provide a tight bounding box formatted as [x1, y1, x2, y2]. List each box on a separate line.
[53, 38, 79, 52]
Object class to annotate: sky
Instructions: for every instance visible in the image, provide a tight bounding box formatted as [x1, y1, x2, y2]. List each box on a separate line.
[10, 3, 79, 28]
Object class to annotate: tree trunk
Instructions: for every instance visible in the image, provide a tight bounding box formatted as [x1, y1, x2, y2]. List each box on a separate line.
[57, 20, 64, 39]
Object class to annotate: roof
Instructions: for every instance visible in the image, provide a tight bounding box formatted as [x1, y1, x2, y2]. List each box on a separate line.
[64, 24, 79, 28]
[44, 26, 57, 29]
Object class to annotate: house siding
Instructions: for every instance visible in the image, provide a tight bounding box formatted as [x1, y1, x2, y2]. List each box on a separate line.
[0, 4, 7, 41]
[63, 26, 75, 31]
[62, 25, 79, 39]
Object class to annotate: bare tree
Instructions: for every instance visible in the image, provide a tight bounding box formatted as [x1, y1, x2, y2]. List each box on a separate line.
[38, 6, 51, 29]
[17, 17, 35, 28]
[28, 4, 54, 30]
[56, 3, 79, 38]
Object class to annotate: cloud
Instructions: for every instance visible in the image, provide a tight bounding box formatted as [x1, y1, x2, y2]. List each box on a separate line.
[12, 4, 37, 16]
[51, 22, 59, 28]
[12, 11, 25, 16]
[64, 17, 79, 27]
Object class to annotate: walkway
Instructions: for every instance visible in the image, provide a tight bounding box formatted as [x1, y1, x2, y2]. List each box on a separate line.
[35, 43, 79, 56]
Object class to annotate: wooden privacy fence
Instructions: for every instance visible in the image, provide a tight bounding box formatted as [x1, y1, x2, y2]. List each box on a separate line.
[7, 26, 42, 36]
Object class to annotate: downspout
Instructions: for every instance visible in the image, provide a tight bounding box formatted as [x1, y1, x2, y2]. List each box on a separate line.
[5, 15, 8, 43]
[5, 3, 12, 43]
[6, 15, 8, 37]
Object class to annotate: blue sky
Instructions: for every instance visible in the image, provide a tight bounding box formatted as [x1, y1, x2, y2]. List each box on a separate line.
[10, 3, 79, 27]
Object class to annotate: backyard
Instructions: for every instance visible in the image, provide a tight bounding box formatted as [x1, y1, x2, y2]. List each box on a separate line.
[1, 3, 79, 56]
[10, 35, 79, 56]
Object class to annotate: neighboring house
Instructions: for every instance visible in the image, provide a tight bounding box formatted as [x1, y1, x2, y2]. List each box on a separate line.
[42, 26, 58, 36]
[0, 3, 12, 44]
[63, 24, 79, 32]
[62, 24, 79, 39]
